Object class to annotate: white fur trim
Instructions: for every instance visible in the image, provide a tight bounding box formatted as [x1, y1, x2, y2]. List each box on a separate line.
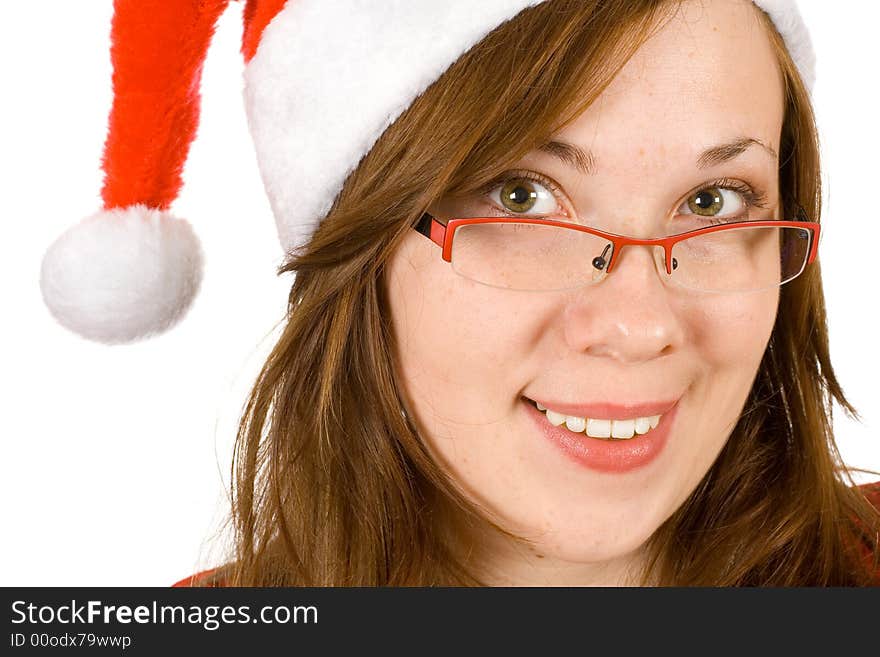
[753, 0, 815, 91]
[244, 0, 814, 256]
[40, 205, 203, 344]
[244, 0, 545, 254]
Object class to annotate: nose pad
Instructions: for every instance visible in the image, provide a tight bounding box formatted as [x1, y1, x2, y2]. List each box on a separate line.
[591, 244, 613, 272]
[589, 244, 613, 284]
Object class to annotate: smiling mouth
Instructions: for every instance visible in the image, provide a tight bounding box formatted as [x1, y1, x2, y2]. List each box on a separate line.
[522, 397, 662, 440]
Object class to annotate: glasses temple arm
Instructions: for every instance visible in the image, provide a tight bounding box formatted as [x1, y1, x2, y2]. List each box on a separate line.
[414, 212, 446, 247]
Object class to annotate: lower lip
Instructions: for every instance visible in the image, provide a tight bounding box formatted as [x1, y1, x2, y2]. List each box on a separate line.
[522, 397, 678, 474]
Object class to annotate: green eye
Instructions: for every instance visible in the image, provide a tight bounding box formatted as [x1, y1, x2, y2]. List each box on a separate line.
[500, 179, 540, 213]
[687, 187, 724, 216]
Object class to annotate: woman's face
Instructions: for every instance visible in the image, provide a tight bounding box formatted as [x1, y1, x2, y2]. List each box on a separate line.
[385, 0, 785, 585]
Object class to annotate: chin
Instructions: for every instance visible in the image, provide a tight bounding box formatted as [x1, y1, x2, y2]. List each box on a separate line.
[497, 503, 666, 566]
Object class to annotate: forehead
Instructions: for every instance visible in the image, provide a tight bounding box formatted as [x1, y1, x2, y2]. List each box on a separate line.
[554, 0, 784, 167]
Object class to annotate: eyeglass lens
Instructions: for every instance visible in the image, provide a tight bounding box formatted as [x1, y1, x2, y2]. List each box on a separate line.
[449, 221, 811, 293]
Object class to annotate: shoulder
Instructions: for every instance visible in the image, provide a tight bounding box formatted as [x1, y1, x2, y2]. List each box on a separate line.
[851, 480, 880, 583]
[858, 480, 880, 510]
[171, 567, 226, 588]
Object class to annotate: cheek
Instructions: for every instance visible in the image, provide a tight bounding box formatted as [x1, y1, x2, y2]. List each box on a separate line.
[688, 287, 779, 373]
[386, 246, 538, 419]
[673, 288, 779, 479]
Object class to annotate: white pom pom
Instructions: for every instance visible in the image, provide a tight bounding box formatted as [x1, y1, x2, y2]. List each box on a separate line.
[40, 204, 203, 344]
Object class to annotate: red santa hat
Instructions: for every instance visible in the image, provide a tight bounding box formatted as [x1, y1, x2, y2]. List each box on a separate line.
[39, 0, 816, 344]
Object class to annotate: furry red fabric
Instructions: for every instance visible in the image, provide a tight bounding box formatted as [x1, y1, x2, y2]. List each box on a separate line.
[101, 0, 231, 210]
[242, 0, 288, 63]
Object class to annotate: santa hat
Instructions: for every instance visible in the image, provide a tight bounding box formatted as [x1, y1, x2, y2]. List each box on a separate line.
[39, 0, 816, 344]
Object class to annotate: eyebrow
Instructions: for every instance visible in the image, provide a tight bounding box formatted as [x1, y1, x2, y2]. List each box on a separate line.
[536, 137, 778, 175]
[536, 140, 597, 176]
[696, 138, 779, 168]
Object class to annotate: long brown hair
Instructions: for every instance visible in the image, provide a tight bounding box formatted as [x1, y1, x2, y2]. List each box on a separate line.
[205, 0, 880, 586]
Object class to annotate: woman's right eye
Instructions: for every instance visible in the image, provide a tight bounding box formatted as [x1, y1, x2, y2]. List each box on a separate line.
[487, 173, 564, 217]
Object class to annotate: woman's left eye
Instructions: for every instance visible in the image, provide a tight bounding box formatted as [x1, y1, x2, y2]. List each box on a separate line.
[488, 174, 562, 216]
[679, 187, 750, 217]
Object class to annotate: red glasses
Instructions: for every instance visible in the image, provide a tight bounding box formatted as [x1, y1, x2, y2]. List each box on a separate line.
[413, 211, 820, 294]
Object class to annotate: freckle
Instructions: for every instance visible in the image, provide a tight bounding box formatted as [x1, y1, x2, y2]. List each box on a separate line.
[638, 148, 645, 157]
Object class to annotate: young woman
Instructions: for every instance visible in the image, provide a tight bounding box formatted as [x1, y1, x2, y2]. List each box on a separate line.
[196, 0, 880, 587]
[41, 0, 880, 586]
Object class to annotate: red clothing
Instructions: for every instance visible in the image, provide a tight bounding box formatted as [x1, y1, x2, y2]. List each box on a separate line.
[172, 568, 222, 588]
[172, 481, 880, 587]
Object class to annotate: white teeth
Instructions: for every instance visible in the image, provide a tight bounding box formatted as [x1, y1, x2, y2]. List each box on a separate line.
[530, 399, 663, 440]
[564, 416, 586, 433]
[586, 418, 611, 438]
[545, 409, 567, 426]
[611, 419, 635, 439]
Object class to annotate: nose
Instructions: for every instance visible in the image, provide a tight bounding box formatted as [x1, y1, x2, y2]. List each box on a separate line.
[560, 243, 686, 364]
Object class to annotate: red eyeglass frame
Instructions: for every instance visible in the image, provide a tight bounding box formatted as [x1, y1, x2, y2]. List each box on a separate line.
[413, 212, 821, 276]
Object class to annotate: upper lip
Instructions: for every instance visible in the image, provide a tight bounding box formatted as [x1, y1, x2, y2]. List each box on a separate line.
[525, 396, 680, 420]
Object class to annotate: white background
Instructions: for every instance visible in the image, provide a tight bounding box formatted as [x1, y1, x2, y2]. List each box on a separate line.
[1, 1, 878, 585]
